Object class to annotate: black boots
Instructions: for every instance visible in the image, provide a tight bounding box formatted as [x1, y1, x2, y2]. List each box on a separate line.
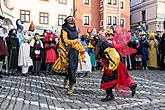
[101, 95, 114, 102]
[101, 89, 114, 102]
[130, 83, 137, 97]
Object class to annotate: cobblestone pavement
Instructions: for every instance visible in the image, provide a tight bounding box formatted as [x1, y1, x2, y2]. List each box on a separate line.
[0, 70, 165, 110]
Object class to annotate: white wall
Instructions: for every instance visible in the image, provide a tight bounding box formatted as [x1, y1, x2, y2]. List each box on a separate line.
[12, 0, 73, 33]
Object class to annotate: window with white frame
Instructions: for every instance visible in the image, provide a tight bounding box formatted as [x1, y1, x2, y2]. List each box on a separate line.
[20, 10, 30, 23]
[40, 12, 49, 24]
[100, 0, 103, 7]
[83, 0, 90, 5]
[113, 0, 117, 5]
[58, 15, 66, 26]
[107, 0, 112, 4]
[113, 16, 117, 25]
[83, 16, 90, 25]
[120, 1, 124, 9]
[120, 19, 125, 27]
[58, 0, 67, 4]
[107, 16, 111, 25]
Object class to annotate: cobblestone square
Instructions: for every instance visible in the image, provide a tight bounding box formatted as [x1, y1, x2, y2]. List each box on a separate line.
[0, 70, 165, 110]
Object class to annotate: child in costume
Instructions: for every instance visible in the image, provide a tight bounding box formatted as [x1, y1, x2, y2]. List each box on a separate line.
[43, 31, 58, 72]
[30, 34, 44, 75]
[18, 35, 33, 75]
[76, 35, 92, 76]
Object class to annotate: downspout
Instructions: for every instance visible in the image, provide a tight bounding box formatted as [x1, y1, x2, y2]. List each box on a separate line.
[103, 0, 106, 31]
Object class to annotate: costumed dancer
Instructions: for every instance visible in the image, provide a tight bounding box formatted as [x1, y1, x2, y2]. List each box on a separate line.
[43, 31, 58, 72]
[0, 15, 8, 79]
[18, 35, 33, 76]
[6, 29, 19, 75]
[52, 16, 85, 94]
[91, 26, 137, 102]
[30, 34, 44, 75]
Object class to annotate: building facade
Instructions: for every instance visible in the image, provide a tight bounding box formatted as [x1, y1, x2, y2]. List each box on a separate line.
[74, 0, 100, 34]
[130, 0, 165, 32]
[74, 0, 130, 34]
[100, 0, 130, 32]
[12, 0, 73, 34]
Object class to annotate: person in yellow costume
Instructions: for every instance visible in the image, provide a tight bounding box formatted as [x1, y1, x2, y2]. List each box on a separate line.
[147, 33, 158, 69]
[52, 16, 85, 94]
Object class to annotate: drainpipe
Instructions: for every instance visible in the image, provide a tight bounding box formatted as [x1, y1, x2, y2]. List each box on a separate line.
[118, 0, 121, 25]
[103, 0, 106, 31]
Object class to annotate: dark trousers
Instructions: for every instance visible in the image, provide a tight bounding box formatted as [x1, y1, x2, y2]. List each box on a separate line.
[106, 84, 116, 96]
[142, 61, 147, 69]
[65, 48, 79, 85]
[46, 63, 53, 72]
[32, 59, 42, 74]
[160, 53, 165, 69]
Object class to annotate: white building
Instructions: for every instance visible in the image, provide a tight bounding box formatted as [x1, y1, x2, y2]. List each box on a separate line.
[12, 0, 73, 34]
[130, 0, 165, 32]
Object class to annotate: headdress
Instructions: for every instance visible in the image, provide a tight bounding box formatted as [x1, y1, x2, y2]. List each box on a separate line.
[16, 19, 24, 30]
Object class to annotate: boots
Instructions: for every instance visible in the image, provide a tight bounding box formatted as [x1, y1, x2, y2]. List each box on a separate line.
[130, 83, 137, 96]
[64, 79, 69, 89]
[101, 89, 114, 102]
[67, 84, 75, 95]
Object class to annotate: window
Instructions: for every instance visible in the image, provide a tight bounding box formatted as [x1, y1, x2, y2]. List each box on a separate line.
[58, 15, 66, 26]
[107, 16, 111, 25]
[113, 16, 117, 25]
[58, 0, 67, 4]
[20, 10, 30, 23]
[120, 19, 124, 27]
[113, 0, 117, 5]
[83, 16, 90, 25]
[107, 0, 112, 4]
[100, 0, 103, 7]
[40, 12, 49, 24]
[83, 0, 90, 5]
[120, 2, 124, 9]
[142, 10, 146, 22]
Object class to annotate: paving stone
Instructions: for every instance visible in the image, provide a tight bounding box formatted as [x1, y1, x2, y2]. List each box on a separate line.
[0, 70, 165, 109]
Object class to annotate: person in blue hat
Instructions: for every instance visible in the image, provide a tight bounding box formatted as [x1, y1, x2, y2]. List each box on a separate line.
[16, 19, 24, 47]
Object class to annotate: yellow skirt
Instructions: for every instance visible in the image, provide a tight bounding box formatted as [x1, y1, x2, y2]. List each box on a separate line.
[52, 42, 68, 74]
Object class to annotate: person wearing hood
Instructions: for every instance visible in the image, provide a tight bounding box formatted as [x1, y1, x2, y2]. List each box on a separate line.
[6, 29, 19, 75]
[90, 35, 137, 102]
[18, 31, 33, 76]
[30, 33, 44, 75]
[147, 34, 158, 69]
